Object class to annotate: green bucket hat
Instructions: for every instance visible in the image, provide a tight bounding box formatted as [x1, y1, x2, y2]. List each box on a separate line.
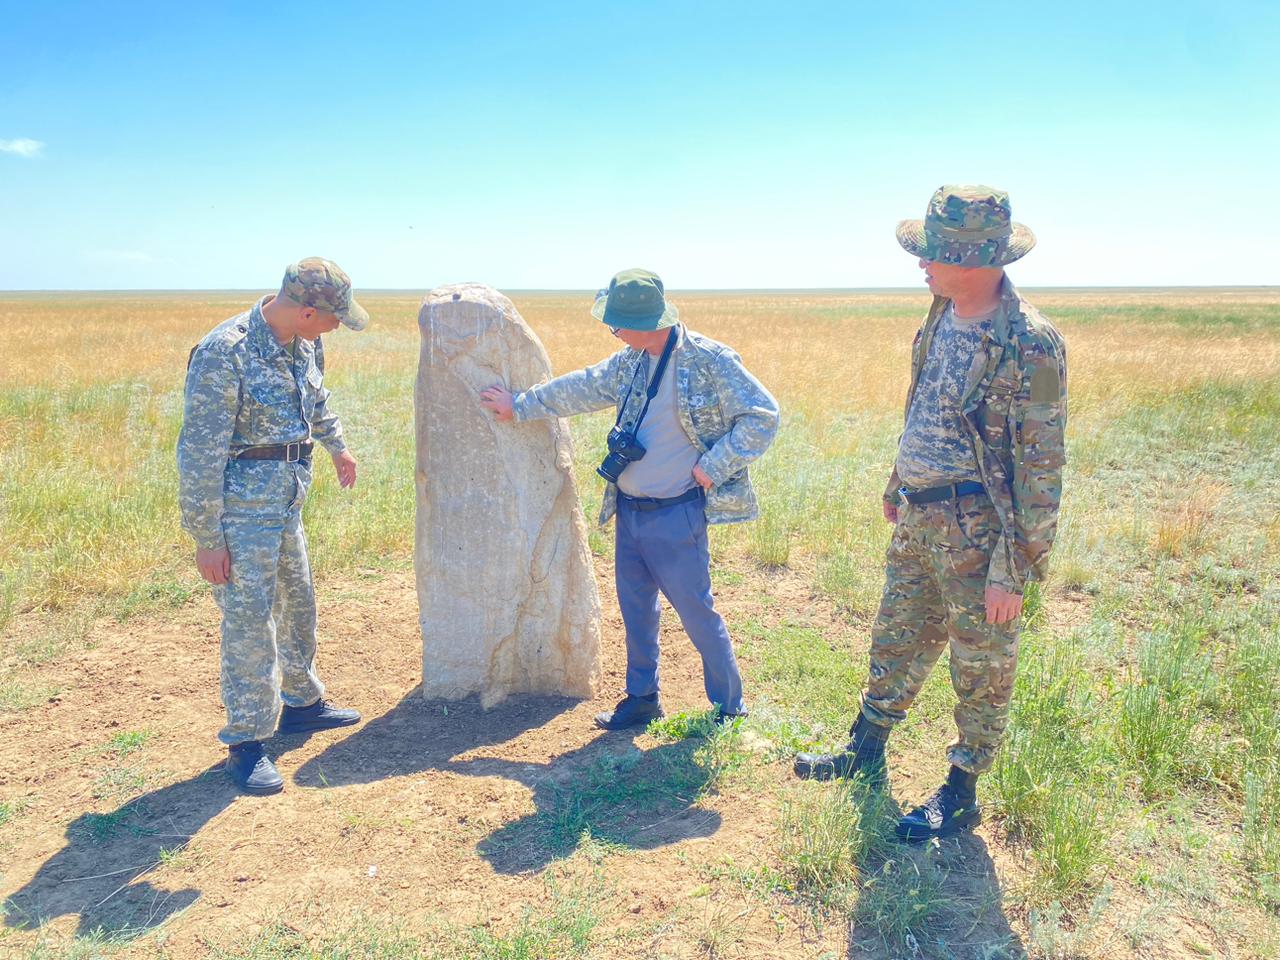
[281, 256, 370, 330]
[590, 268, 679, 331]
[896, 185, 1036, 268]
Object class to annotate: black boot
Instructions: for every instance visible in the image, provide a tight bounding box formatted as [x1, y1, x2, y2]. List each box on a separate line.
[594, 693, 663, 730]
[895, 765, 980, 842]
[793, 713, 889, 782]
[714, 705, 749, 726]
[277, 698, 361, 734]
[226, 741, 284, 795]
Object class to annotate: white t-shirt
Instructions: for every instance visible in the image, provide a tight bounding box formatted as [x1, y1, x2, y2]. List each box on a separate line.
[616, 356, 701, 499]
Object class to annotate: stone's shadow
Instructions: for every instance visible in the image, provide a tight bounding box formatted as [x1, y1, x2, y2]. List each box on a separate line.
[296, 690, 721, 875]
[293, 689, 577, 787]
[849, 815, 1025, 960]
[463, 732, 723, 874]
[3, 741, 298, 940]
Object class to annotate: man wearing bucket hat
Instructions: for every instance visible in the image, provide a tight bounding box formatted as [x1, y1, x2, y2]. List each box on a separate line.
[480, 268, 779, 729]
[178, 257, 369, 794]
[794, 186, 1068, 842]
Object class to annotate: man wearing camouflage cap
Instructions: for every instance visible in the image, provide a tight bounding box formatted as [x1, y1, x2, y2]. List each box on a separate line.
[480, 269, 779, 730]
[178, 257, 369, 794]
[795, 187, 1068, 842]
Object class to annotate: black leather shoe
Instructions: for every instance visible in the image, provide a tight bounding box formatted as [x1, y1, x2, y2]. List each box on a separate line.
[226, 741, 284, 795]
[794, 713, 889, 782]
[594, 694, 663, 730]
[895, 766, 980, 842]
[714, 707, 749, 726]
[277, 698, 361, 734]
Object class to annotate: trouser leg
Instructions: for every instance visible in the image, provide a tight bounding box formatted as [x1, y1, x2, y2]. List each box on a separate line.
[859, 506, 949, 728]
[214, 515, 286, 745]
[939, 499, 1020, 774]
[615, 501, 662, 698]
[273, 508, 325, 708]
[641, 500, 744, 714]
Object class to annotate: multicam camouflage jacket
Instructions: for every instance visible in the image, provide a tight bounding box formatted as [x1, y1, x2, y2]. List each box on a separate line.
[513, 325, 780, 525]
[884, 280, 1068, 593]
[177, 297, 346, 551]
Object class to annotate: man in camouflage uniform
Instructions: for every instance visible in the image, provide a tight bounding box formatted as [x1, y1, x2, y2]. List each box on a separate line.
[795, 186, 1068, 842]
[178, 258, 368, 795]
[480, 269, 779, 729]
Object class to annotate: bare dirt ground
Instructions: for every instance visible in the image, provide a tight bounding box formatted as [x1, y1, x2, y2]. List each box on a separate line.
[0, 561, 1247, 960]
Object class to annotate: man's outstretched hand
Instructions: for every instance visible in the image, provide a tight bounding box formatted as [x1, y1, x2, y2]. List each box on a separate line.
[480, 386, 515, 422]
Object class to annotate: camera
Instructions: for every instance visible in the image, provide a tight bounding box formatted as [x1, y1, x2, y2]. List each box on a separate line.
[597, 425, 647, 483]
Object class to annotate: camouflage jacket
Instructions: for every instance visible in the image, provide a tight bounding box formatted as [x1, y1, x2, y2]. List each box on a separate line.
[177, 297, 346, 550]
[513, 325, 779, 525]
[884, 280, 1068, 593]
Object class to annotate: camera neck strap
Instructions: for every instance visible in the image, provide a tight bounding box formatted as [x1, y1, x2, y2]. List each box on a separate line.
[615, 326, 678, 432]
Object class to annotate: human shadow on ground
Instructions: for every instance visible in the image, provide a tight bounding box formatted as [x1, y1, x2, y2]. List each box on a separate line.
[295, 690, 721, 874]
[3, 735, 305, 940]
[847, 793, 1025, 960]
[292, 689, 577, 788]
[461, 731, 723, 874]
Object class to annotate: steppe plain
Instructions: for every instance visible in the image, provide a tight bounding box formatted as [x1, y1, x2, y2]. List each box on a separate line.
[1, 288, 1278, 959]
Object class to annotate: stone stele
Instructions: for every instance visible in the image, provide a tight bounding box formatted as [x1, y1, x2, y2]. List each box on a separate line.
[415, 283, 602, 706]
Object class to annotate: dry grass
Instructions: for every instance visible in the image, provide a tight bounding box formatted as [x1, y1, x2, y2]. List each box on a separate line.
[2, 287, 1280, 959]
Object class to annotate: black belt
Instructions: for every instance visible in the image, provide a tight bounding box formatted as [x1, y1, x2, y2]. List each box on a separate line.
[617, 486, 705, 512]
[899, 481, 986, 505]
[234, 440, 313, 462]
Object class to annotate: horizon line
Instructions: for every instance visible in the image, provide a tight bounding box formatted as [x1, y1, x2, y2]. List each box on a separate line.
[3, 284, 1279, 296]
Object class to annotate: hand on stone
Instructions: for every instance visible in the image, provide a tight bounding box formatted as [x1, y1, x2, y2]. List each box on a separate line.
[332, 449, 358, 488]
[480, 386, 515, 422]
[692, 464, 714, 491]
[196, 546, 231, 585]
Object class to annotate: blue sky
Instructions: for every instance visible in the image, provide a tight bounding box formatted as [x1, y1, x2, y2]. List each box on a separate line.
[2, 1, 1277, 290]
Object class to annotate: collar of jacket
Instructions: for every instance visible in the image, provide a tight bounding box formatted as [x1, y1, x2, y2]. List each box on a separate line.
[248, 296, 288, 361]
[624, 323, 687, 378]
[911, 277, 1029, 397]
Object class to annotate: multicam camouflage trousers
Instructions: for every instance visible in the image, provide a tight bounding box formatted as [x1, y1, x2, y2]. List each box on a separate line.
[859, 493, 1019, 774]
[212, 506, 325, 745]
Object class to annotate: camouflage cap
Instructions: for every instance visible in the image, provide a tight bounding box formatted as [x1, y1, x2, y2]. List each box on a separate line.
[896, 185, 1035, 268]
[280, 257, 369, 330]
[589, 268, 679, 331]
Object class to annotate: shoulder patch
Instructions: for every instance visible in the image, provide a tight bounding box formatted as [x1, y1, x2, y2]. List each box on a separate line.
[1030, 364, 1060, 404]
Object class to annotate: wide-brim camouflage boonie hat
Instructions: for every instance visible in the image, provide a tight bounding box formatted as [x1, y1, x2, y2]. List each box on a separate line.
[896, 185, 1036, 268]
[589, 267, 679, 331]
[281, 257, 369, 330]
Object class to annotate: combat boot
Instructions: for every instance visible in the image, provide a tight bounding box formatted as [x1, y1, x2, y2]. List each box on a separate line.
[895, 765, 980, 842]
[793, 713, 889, 783]
[277, 698, 361, 734]
[226, 741, 284, 795]
[595, 693, 663, 730]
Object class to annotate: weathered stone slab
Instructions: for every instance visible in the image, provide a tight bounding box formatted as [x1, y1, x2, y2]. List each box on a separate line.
[415, 283, 601, 706]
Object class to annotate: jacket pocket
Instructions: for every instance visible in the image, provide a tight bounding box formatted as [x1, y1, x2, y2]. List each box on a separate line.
[686, 394, 725, 439]
[303, 364, 323, 423]
[1018, 402, 1067, 469]
[245, 364, 301, 438]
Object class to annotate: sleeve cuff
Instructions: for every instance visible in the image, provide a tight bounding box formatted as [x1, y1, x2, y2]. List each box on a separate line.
[511, 391, 533, 422]
[193, 531, 227, 552]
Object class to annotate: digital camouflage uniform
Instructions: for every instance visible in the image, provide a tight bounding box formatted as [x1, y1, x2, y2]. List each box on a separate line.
[862, 276, 1068, 773]
[178, 282, 355, 746]
[513, 321, 779, 715]
[512, 325, 779, 525]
